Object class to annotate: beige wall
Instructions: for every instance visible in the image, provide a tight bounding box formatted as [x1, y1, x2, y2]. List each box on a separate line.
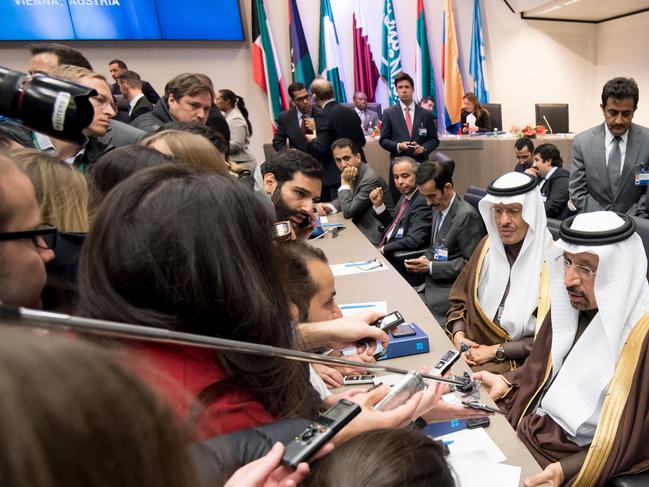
[0, 1, 647, 162]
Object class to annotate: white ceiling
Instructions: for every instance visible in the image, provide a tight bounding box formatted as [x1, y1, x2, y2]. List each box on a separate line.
[511, 0, 649, 22]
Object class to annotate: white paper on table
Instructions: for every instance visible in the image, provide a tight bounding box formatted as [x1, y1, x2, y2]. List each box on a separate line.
[435, 428, 507, 463]
[370, 373, 404, 386]
[330, 259, 388, 277]
[319, 216, 329, 224]
[339, 301, 388, 317]
[448, 451, 521, 487]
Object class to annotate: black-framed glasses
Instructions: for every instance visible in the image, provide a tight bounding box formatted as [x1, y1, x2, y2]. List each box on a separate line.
[0, 224, 57, 250]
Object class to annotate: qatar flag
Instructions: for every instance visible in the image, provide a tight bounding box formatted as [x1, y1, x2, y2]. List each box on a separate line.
[353, 0, 379, 102]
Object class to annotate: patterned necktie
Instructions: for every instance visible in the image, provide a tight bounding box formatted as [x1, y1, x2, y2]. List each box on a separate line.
[607, 135, 622, 195]
[379, 197, 409, 247]
[404, 106, 413, 137]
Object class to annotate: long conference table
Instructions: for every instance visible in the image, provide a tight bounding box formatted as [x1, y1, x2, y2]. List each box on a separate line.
[312, 214, 547, 486]
[364, 134, 574, 197]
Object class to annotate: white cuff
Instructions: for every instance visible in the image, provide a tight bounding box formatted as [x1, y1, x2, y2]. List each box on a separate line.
[324, 203, 338, 214]
[338, 184, 352, 191]
[429, 261, 433, 275]
[374, 203, 386, 214]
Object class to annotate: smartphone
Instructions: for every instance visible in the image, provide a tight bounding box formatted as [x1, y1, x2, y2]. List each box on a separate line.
[342, 374, 376, 385]
[370, 311, 405, 333]
[282, 399, 361, 468]
[297, 213, 311, 229]
[467, 417, 491, 429]
[430, 349, 463, 377]
[391, 323, 416, 338]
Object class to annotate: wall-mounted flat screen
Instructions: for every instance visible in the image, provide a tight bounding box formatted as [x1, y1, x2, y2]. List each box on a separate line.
[0, 0, 244, 41]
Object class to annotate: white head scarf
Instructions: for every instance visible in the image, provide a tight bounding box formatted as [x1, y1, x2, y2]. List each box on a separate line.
[477, 172, 553, 339]
[540, 212, 649, 446]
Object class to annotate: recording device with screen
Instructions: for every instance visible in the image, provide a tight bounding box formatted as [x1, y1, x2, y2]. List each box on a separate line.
[373, 371, 425, 411]
[0, 67, 95, 143]
[342, 374, 376, 385]
[430, 343, 469, 377]
[272, 221, 293, 241]
[370, 311, 405, 333]
[282, 399, 361, 468]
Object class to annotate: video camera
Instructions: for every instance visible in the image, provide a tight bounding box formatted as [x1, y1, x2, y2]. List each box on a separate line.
[0, 66, 95, 143]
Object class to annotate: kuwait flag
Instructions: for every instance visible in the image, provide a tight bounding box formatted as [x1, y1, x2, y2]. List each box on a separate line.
[288, 0, 315, 86]
[415, 0, 438, 117]
[252, 0, 288, 128]
[442, 0, 465, 133]
[353, 0, 379, 102]
[318, 0, 348, 102]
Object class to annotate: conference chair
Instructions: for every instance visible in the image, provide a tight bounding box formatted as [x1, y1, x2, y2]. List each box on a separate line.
[535, 103, 569, 134]
[464, 186, 487, 212]
[483, 103, 502, 131]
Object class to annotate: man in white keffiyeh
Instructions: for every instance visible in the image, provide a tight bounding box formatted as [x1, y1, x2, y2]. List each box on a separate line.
[475, 212, 649, 487]
[446, 172, 553, 373]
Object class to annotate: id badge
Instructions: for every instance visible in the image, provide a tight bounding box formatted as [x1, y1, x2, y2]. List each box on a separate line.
[418, 127, 427, 136]
[635, 165, 649, 186]
[433, 245, 448, 261]
[395, 227, 404, 239]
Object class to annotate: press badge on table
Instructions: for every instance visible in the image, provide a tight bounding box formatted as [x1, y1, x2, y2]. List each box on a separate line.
[433, 241, 448, 261]
[635, 164, 649, 185]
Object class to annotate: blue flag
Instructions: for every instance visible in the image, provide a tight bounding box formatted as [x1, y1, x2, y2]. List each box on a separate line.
[470, 0, 489, 104]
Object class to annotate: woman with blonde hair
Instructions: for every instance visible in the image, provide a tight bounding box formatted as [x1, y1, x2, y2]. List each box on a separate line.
[142, 130, 229, 175]
[12, 149, 89, 233]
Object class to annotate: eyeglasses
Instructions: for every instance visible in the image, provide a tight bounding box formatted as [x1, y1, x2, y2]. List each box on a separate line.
[0, 223, 57, 250]
[491, 207, 522, 218]
[563, 258, 596, 278]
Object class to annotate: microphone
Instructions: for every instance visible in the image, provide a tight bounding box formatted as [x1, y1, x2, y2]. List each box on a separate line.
[3, 305, 467, 387]
[543, 115, 554, 134]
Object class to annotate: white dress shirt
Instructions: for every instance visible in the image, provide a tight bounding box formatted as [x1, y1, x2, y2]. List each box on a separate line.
[604, 122, 628, 175]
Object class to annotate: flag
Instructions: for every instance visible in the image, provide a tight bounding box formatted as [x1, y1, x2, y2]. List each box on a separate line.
[251, 0, 288, 129]
[442, 0, 465, 132]
[318, 0, 347, 102]
[470, 0, 489, 104]
[288, 0, 315, 86]
[380, 0, 402, 106]
[415, 0, 438, 117]
[353, 0, 380, 102]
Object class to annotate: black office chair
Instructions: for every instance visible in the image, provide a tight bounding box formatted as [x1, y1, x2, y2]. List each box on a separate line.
[535, 103, 569, 134]
[466, 186, 487, 198]
[546, 218, 561, 241]
[607, 472, 649, 487]
[631, 216, 649, 281]
[483, 103, 502, 131]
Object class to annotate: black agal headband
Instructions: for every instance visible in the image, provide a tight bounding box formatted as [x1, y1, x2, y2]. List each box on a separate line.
[560, 213, 636, 245]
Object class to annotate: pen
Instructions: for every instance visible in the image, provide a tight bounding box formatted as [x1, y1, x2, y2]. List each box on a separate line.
[344, 259, 376, 267]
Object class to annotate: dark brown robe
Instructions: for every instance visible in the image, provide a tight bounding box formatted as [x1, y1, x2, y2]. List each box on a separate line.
[445, 236, 550, 374]
[498, 311, 649, 486]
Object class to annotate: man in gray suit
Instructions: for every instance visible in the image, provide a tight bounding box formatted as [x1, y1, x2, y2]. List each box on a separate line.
[404, 160, 485, 324]
[353, 91, 379, 134]
[317, 138, 394, 245]
[570, 77, 649, 216]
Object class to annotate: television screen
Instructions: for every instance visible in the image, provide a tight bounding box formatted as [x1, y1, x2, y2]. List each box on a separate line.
[0, 0, 244, 41]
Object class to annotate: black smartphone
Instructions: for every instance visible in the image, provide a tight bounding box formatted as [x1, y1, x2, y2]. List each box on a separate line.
[391, 323, 416, 338]
[370, 311, 405, 333]
[297, 213, 311, 229]
[467, 416, 491, 429]
[462, 400, 503, 414]
[282, 399, 361, 468]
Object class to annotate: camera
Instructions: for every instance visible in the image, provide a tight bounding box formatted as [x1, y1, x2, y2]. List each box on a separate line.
[373, 371, 425, 411]
[282, 399, 361, 468]
[0, 66, 95, 143]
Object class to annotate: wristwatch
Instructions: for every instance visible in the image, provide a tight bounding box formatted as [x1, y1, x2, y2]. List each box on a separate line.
[495, 344, 506, 362]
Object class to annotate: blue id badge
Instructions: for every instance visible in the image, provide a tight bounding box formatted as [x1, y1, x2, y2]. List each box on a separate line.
[635, 165, 649, 186]
[433, 243, 448, 261]
[395, 227, 404, 239]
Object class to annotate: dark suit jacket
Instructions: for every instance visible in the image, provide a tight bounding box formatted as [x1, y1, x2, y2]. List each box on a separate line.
[333, 163, 393, 245]
[423, 195, 485, 324]
[539, 167, 570, 219]
[460, 110, 492, 132]
[272, 106, 321, 153]
[374, 189, 431, 254]
[309, 101, 366, 186]
[112, 81, 160, 105]
[129, 96, 154, 122]
[379, 103, 439, 162]
[570, 122, 649, 215]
